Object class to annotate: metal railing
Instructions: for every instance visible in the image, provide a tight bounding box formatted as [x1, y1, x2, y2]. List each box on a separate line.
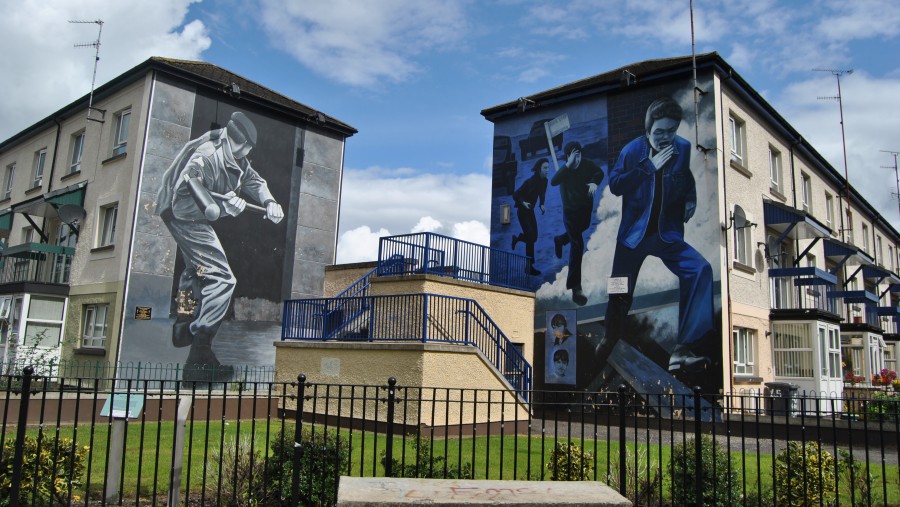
[377, 232, 532, 291]
[769, 267, 838, 313]
[2, 371, 898, 506]
[282, 294, 532, 399]
[0, 358, 275, 388]
[0, 243, 74, 285]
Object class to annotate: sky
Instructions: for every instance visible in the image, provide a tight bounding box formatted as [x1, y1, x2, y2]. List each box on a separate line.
[2, 0, 900, 263]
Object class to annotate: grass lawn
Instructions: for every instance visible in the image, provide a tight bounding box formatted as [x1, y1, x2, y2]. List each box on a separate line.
[7, 420, 900, 505]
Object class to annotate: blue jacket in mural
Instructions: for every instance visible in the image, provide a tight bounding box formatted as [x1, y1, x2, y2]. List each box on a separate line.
[609, 135, 697, 248]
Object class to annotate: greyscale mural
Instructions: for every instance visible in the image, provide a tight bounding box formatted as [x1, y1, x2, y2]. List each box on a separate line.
[121, 77, 341, 382]
[490, 77, 722, 398]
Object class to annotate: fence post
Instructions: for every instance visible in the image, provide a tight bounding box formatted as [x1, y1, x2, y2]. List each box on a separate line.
[9, 365, 35, 506]
[421, 295, 428, 343]
[384, 377, 397, 477]
[617, 384, 627, 496]
[291, 374, 306, 507]
[693, 386, 703, 506]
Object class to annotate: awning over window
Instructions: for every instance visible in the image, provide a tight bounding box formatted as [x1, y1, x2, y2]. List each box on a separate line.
[763, 199, 831, 240]
[827, 290, 879, 304]
[823, 237, 874, 270]
[862, 264, 900, 285]
[12, 182, 87, 218]
[768, 267, 837, 286]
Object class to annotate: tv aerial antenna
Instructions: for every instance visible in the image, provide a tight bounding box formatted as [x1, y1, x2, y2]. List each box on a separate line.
[814, 67, 853, 241]
[70, 19, 105, 123]
[881, 150, 900, 221]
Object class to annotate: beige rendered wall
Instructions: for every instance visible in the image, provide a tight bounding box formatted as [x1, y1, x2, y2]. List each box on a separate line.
[323, 262, 378, 297]
[368, 274, 535, 364]
[275, 341, 528, 425]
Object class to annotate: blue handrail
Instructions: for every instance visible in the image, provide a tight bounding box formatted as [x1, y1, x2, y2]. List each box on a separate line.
[281, 293, 532, 401]
[376, 232, 532, 291]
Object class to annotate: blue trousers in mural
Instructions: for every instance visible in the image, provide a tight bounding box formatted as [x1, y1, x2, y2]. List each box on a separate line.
[602, 233, 713, 362]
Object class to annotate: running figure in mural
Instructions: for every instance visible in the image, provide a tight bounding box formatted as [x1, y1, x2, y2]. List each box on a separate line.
[156, 111, 284, 381]
[597, 96, 714, 373]
[511, 158, 549, 275]
[551, 142, 604, 306]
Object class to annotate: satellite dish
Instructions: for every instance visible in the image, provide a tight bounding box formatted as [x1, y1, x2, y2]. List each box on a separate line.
[57, 204, 87, 225]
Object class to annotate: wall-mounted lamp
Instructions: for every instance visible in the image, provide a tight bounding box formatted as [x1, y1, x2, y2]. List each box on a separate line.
[500, 204, 512, 224]
[621, 70, 637, 86]
[517, 97, 535, 113]
[225, 82, 241, 96]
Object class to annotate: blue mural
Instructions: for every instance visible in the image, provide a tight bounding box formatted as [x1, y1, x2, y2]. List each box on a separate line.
[490, 78, 722, 398]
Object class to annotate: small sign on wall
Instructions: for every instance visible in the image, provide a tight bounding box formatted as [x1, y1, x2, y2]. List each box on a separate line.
[608, 277, 629, 295]
[134, 306, 152, 320]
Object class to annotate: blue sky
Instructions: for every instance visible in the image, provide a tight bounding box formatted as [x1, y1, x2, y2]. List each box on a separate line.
[2, 1, 900, 262]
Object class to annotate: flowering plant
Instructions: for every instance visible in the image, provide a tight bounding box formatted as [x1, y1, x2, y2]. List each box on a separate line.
[893, 379, 900, 391]
[880, 368, 898, 383]
[844, 371, 864, 384]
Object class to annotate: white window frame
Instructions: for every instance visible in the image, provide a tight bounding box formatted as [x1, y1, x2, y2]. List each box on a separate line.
[70, 131, 85, 174]
[730, 115, 746, 166]
[3, 163, 14, 200]
[733, 327, 756, 375]
[846, 210, 854, 244]
[825, 193, 834, 229]
[800, 172, 811, 212]
[32, 149, 46, 188]
[769, 147, 783, 193]
[112, 109, 131, 157]
[877, 235, 884, 266]
[98, 203, 118, 247]
[772, 322, 814, 378]
[82, 304, 108, 349]
[862, 224, 870, 253]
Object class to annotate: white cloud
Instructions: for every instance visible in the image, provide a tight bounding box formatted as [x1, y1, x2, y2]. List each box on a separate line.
[412, 216, 443, 233]
[451, 220, 490, 245]
[336, 165, 492, 263]
[258, 0, 470, 87]
[336, 225, 392, 264]
[774, 72, 900, 230]
[0, 0, 209, 140]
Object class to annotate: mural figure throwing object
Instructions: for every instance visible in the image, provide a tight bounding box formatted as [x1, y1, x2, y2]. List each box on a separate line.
[550, 142, 604, 306]
[157, 111, 284, 382]
[598, 97, 714, 373]
[511, 158, 549, 275]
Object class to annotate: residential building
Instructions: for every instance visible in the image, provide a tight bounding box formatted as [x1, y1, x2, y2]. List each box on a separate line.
[482, 53, 900, 406]
[0, 57, 355, 380]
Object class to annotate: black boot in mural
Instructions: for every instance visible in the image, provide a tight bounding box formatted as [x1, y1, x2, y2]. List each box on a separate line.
[183, 328, 234, 383]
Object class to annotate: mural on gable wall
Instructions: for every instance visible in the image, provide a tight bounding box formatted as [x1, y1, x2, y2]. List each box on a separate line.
[490, 76, 723, 400]
[120, 79, 334, 383]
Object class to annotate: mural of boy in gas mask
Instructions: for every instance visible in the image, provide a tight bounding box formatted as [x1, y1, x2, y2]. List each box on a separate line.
[156, 111, 284, 381]
[598, 96, 714, 374]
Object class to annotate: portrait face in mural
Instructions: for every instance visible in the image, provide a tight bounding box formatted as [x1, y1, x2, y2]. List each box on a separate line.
[155, 110, 285, 382]
[545, 309, 576, 385]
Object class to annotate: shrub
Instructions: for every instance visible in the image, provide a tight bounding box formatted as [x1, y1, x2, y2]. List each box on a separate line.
[773, 441, 836, 507]
[0, 434, 89, 506]
[266, 426, 349, 506]
[605, 446, 661, 506]
[837, 449, 879, 507]
[546, 441, 594, 481]
[865, 392, 899, 423]
[204, 434, 274, 506]
[380, 436, 473, 479]
[668, 435, 741, 507]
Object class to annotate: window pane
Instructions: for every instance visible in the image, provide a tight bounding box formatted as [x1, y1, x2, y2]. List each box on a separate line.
[27, 296, 64, 320]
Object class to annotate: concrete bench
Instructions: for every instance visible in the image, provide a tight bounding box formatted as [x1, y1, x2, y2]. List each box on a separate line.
[337, 477, 631, 506]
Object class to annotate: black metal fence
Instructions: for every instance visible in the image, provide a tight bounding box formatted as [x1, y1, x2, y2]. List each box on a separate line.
[2, 368, 899, 506]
